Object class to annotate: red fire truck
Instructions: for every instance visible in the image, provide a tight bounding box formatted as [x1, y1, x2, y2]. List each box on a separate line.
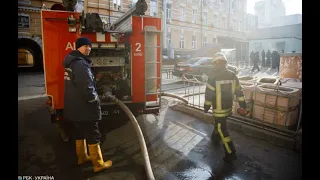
[41, 0, 162, 139]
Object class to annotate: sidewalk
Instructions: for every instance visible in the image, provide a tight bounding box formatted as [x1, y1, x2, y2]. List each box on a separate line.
[18, 72, 46, 98]
[84, 98, 302, 180]
[18, 97, 302, 180]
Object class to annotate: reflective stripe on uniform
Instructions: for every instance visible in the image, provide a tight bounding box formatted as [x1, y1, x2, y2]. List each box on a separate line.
[222, 136, 231, 143]
[64, 71, 70, 80]
[238, 96, 245, 101]
[64, 68, 73, 81]
[217, 123, 232, 154]
[216, 80, 235, 84]
[88, 95, 98, 103]
[215, 81, 222, 110]
[232, 81, 236, 94]
[206, 83, 215, 91]
[215, 80, 236, 110]
[235, 83, 241, 93]
[65, 68, 72, 72]
[205, 100, 212, 106]
[212, 111, 232, 118]
[212, 108, 232, 114]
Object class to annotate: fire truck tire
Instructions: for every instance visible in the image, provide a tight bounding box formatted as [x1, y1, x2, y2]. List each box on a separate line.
[56, 121, 76, 143]
[18, 38, 43, 72]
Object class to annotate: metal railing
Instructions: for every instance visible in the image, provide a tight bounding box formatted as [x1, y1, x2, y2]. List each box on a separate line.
[163, 68, 174, 79]
[172, 73, 302, 137]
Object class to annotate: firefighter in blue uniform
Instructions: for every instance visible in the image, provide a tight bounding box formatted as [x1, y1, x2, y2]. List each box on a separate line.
[63, 37, 112, 172]
[204, 52, 248, 163]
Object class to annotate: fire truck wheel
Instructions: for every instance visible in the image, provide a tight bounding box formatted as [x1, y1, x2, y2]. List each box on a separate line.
[56, 121, 75, 143]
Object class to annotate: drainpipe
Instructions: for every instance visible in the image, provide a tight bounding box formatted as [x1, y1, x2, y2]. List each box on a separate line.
[201, 0, 203, 48]
[162, 0, 167, 51]
[83, 0, 88, 15]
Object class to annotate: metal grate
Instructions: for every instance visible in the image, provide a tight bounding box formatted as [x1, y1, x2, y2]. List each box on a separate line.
[144, 24, 162, 110]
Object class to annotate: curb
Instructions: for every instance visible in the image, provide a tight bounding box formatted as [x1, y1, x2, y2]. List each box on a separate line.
[18, 94, 47, 101]
[170, 102, 298, 151]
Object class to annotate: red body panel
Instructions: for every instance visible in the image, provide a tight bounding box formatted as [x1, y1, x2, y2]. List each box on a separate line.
[41, 10, 161, 109]
[131, 16, 162, 102]
[41, 10, 81, 109]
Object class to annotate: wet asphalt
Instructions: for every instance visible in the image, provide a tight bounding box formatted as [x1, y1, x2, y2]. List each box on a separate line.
[18, 97, 302, 180]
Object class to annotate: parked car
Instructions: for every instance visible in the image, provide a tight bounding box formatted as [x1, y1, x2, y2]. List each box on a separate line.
[172, 57, 238, 81]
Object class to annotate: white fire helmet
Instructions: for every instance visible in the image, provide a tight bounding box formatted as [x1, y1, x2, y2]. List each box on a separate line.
[212, 52, 227, 64]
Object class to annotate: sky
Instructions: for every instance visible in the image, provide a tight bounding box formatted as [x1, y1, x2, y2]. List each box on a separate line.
[247, 0, 302, 15]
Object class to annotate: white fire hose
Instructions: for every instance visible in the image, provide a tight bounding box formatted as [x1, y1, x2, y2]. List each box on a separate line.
[106, 93, 188, 180]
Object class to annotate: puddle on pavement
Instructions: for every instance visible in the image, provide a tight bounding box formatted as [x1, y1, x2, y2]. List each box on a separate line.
[174, 167, 212, 180]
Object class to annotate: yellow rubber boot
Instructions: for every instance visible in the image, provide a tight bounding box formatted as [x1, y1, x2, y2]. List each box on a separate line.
[75, 140, 91, 165]
[88, 143, 112, 172]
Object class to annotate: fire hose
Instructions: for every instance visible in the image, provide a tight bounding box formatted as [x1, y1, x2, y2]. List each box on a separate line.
[107, 95, 155, 180]
[106, 93, 187, 180]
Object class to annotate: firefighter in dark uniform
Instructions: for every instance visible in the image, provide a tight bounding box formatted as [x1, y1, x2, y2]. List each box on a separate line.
[204, 52, 248, 163]
[62, 37, 112, 173]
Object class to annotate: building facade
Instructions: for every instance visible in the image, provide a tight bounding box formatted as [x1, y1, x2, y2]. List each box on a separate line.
[165, 0, 248, 60]
[271, 14, 302, 27]
[18, 0, 251, 70]
[18, 0, 163, 70]
[246, 13, 258, 31]
[247, 23, 302, 53]
[254, 0, 286, 28]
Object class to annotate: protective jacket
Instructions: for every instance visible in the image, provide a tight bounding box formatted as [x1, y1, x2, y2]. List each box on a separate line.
[62, 50, 102, 122]
[204, 65, 246, 117]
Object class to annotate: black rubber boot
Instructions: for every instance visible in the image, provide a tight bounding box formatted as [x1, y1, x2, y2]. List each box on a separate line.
[211, 131, 221, 147]
[223, 152, 237, 163]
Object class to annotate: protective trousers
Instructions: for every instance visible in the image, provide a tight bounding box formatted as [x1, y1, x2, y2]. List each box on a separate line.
[73, 121, 101, 144]
[214, 117, 236, 155]
[73, 121, 112, 172]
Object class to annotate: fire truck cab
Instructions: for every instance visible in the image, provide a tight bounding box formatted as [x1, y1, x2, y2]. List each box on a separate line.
[41, 0, 162, 132]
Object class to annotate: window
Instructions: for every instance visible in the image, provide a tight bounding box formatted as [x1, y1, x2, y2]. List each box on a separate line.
[166, 4, 172, 20]
[276, 42, 286, 52]
[238, 21, 242, 31]
[203, 58, 212, 65]
[180, 33, 185, 49]
[203, 12, 208, 25]
[233, 20, 237, 30]
[203, 36, 207, 47]
[213, 36, 217, 43]
[180, 7, 186, 21]
[222, 17, 226, 28]
[168, 39, 172, 48]
[192, 10, 197, 23]
[167, 34, 172, 48]
[231, 0, 236, 10]
[18, 0, 31, 5]
[150, 0, 158, 16]
[192, 35, 197, 49]
[213, 15, 218, 27]
[113, 0, 121, 10]
[254, 42, 262, 51]
[167, 28, 171, 48]
[18, 13, 30, 28]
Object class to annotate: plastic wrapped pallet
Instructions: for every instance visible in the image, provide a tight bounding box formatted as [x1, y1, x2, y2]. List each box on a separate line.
[256, 76, 280, 85]
[253, 104, 299, 127]
[238, 76, 260, 84]
[238, 81, 255, 101]
[253, 84, 300, 111]
[280, 53, 302, 82]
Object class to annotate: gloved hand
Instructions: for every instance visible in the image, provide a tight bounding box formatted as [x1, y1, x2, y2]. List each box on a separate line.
[239, 101, 247, 110]
[237, 107, 249, 116]
[204, 105, 210, 113]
